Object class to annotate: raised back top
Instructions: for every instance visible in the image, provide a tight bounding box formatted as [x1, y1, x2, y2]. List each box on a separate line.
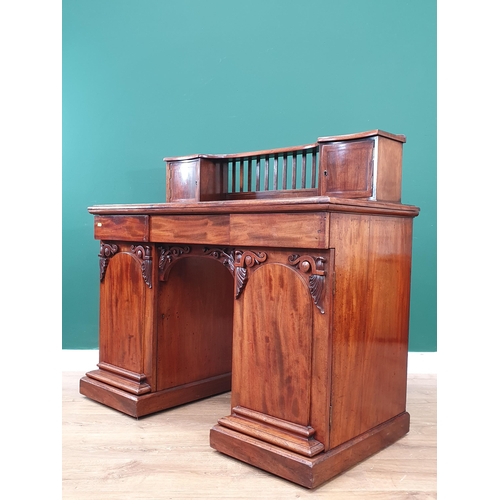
[163, 130, 406, 203]
[316, 129, 406, 143]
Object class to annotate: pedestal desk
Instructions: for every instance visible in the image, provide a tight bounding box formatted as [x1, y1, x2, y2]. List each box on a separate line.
[80, 130, 420, 488]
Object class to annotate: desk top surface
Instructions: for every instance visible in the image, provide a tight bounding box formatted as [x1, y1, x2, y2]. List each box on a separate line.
[89, 196, 420, 218]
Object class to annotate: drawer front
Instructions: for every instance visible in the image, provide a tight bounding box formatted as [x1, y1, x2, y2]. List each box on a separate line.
[230, 213, 329, 249]
[150, 215, 230, 244]
[94, 215, 149, 241]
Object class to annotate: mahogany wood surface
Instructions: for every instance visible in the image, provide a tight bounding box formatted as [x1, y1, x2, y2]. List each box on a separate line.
[88, 196, 419, 217]
[156, 256, 233, 390]
[94, 215, 149, 242]
[80, 130, 419, 487]
[150, 214, 230, 245]
[210, 411, 410, 489]
[329, 214, 414, 447]
[164, 130, 405, 203]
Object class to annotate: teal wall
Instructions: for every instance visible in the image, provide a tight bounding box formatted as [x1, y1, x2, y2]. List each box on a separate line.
[63, 0, 436, 351]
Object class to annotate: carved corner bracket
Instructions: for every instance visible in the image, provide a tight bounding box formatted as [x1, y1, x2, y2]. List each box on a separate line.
[131, 245, 153, 288]
[203, 247, 236, 276]
[234, 250, 267, 298]
[98, 242, 118, 281]
[158, 245, 191, 281]
[288, 254, 326, 314]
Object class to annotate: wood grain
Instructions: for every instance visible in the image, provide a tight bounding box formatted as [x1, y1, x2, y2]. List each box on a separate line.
[94, 215, 149, 242]
[156, 256, 233, 390]
[150, 214, 230, 244]
[329, 213, 414, 448]
[231, 262, 314, 425]
[229, 212, 329, 248]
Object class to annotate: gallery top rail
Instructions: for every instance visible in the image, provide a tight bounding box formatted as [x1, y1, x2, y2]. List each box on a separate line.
[163, 130, 406, 203]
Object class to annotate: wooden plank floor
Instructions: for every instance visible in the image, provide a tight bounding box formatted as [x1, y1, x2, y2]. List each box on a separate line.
[62, 372, 436, 499]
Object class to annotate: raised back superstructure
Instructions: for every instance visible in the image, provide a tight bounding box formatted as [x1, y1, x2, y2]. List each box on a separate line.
[164, 129, 405, 203]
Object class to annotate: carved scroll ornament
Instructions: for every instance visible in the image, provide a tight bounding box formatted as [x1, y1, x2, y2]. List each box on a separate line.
[288, 254, 326, 314]
[203, 247, 236, 275]
[158, 245, 191, 281]
[234, 250, 267, 298]
[131, 245, 153, 288]
[98, 242, 118, 281]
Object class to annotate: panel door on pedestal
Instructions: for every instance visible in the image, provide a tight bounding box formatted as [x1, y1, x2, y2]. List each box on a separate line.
[225, 248, 333, 456]
[96, 241, 156, 394]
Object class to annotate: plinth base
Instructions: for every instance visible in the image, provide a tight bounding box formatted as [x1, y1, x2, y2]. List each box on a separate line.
[210, 411, 410, 489]
[80, 372, 231, 418]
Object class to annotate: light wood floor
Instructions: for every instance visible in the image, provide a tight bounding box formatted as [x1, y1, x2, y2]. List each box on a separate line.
[62, 372, 436, 499]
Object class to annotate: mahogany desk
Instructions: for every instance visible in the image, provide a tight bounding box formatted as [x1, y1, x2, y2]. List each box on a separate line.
[80, 130, 419, 488]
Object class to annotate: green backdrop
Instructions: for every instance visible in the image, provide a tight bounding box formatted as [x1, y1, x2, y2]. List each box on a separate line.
[62, 0, 436, 351]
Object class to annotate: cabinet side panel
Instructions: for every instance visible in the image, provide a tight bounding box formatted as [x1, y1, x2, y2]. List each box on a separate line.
[329, 214, 413, 447]
[375, 136, 403, 202]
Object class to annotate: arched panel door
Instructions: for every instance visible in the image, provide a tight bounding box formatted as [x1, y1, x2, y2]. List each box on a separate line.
[235, 263, 313, 426]
[99, 251, 146, 374]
